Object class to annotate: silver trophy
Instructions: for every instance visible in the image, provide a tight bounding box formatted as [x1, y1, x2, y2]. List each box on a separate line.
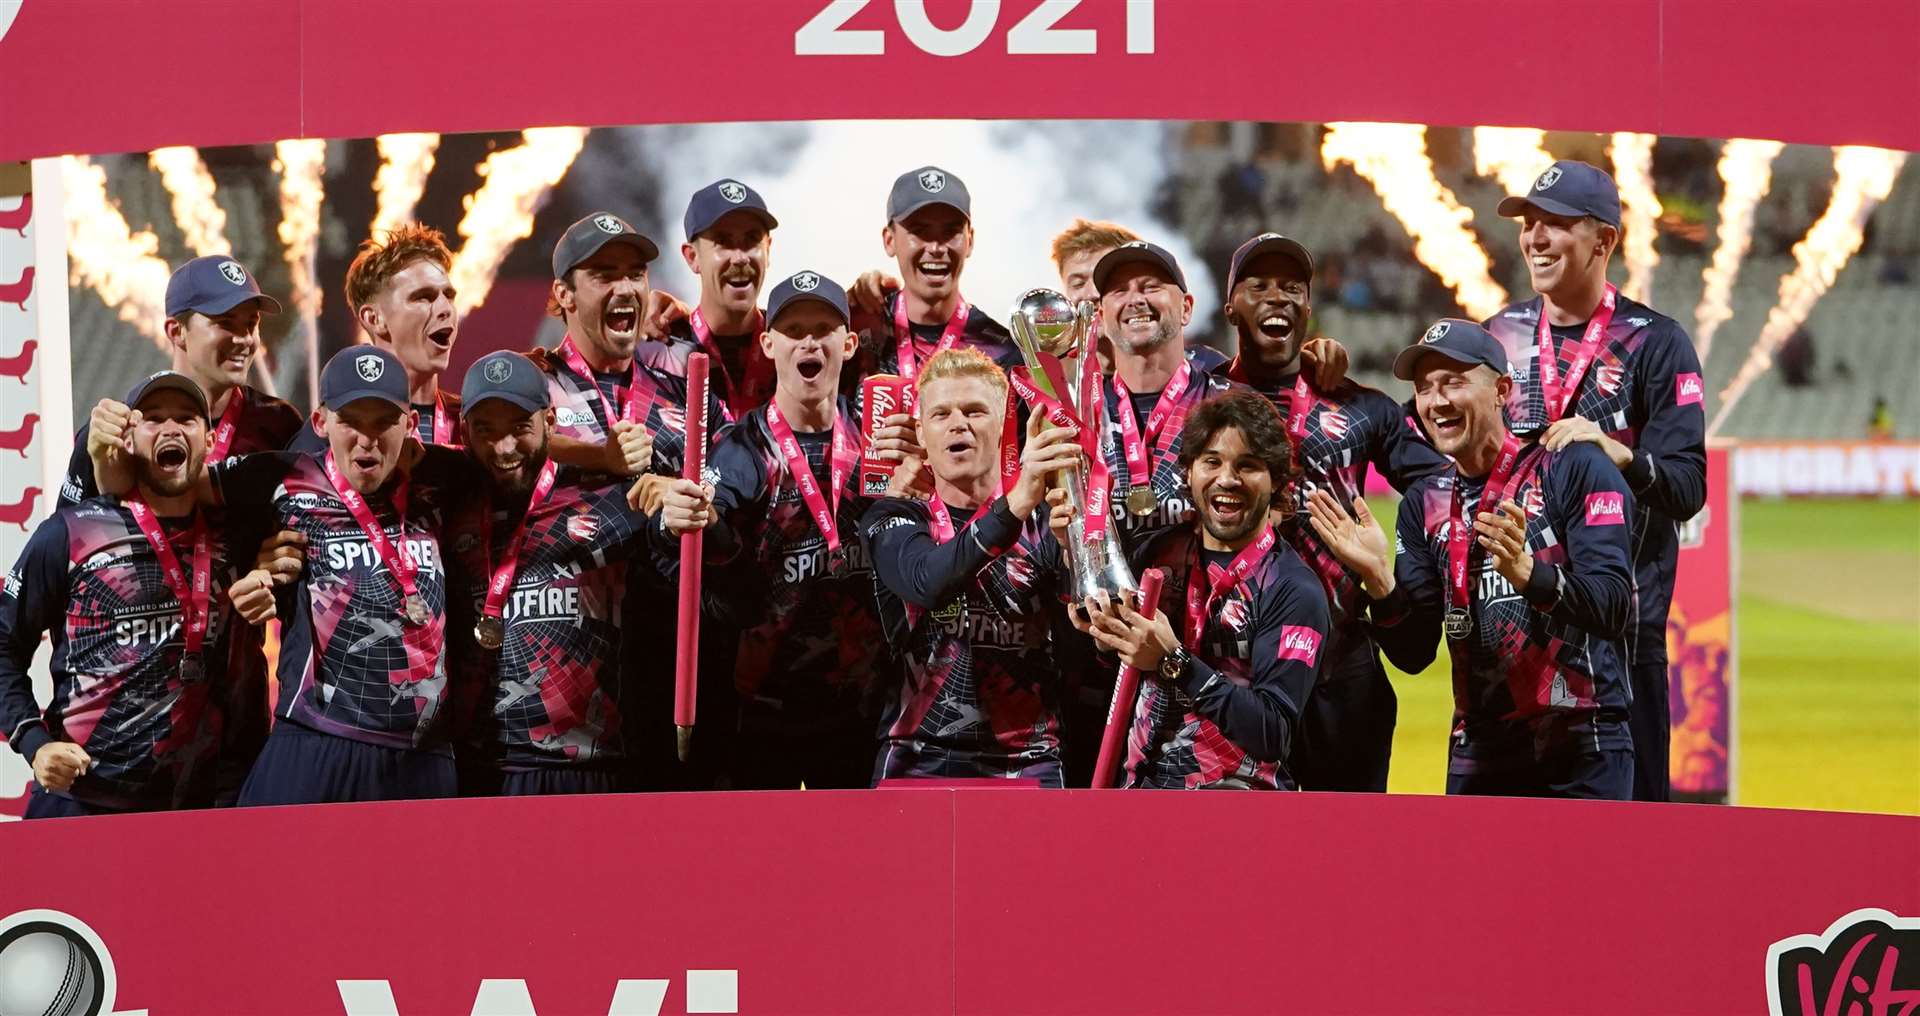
[1007, 288, 1139, 605]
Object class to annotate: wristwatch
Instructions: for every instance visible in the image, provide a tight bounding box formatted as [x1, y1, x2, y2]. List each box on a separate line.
[1158, 645, 1192, 682]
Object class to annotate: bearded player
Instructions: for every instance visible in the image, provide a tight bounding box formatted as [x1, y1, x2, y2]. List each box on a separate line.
[1219, 232, 1449, 791]
[1082, 391, 1331, 791]
[859, 348, 1083, 786]
[1482, 161, 1707, 802]
[658, 272, 890, 789]
[4, 373, 261, 815]
[1315, 320, 1636, 799]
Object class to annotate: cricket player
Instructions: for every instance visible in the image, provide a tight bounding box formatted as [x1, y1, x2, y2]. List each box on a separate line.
[1081, 391, 1332, 790]
[658, 272, 891, 789]
[859, 348, 1082, 786]
[1315, 320, 1637, 799]
[641, 179, 781, 420]
[1219, 232, 1450, 792]
[1482, 160, 1707, 802]
[5, 372, 262, 815]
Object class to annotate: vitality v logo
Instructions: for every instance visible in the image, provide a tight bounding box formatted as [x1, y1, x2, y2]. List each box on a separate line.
[338, 970, 738, 1015]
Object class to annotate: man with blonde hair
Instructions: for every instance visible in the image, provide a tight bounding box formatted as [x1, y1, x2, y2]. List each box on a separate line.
[859, 347, 1083, 786]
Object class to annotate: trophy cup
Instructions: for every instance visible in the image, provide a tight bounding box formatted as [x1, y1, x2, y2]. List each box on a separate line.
[1007, 289, 1139, 605]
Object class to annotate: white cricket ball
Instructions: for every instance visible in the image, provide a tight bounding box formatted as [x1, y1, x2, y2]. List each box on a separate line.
[0, 928, 98, 1016]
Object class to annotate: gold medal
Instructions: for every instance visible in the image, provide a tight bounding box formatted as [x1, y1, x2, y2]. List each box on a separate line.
[1126, 486, 1158, 517]
[473, 615, 505, 650]
[404, 593, 430, 627]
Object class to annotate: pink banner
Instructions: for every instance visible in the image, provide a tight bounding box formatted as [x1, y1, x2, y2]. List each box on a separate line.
[1669, 446, 1736, 802]
[0, 1, 1915, 162]
[0, 789, 1913, 1014]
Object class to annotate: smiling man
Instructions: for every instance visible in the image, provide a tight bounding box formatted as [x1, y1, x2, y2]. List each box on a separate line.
[658, 272, 892, 789]
[1483, 160, 1707, 802]
[1219, 232, 1449, 792]
[62, 256, 302, 507]
[347, 224, 463, 445]
[859, 348, 1082, 786]
[4, 373, 261, 816]
[1082, 390, 1331, 791]
[1311, 320, 1637, 800]
[640, 179, 782, 421]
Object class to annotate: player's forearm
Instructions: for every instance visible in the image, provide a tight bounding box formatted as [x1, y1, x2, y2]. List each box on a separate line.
[1621, 444, 1707, 521]
[1177, 658, 1300, 763]
[0, 659, 50, 763]
[868, 502, 1021, 609]
[92, 448, 135, 497]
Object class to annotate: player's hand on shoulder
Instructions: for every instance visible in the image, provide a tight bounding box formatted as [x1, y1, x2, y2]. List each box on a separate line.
[1301, 336, 1350, 391]
[31, 741, 92, 791]
[849, 270, 901, 324]
[643, 289, 690, 340]
[659, 478, 715, 535]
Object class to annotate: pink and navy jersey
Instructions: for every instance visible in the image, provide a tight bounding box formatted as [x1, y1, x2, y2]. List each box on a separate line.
[1483, 295, 1707, 669]
[445, 469, 654, 771]
[0, 500, 262, 809]
[860, 496, 1066, 782]
[61, 384, 302, 508]
[1241, 371, 1449, 675]
[1370, 441, 1636, 774]
[533, 340, 728, 481]
[695, 401, 889, 733]
[1124, 529, 1330, 790]
[849, 291, 1021, 399]
[639, 318, 777, 422]
[1097, 366, 1243, 554]
[287, 389, 464, 454]
[212, 450, 472, 751]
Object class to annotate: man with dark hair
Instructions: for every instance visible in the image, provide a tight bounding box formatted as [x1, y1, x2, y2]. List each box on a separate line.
[1312, 320, 1637, 799]
[1080, 390, 1331, 791]
[62, 256, 301, 507]
[1220, 232, 1449, 792]
[1050, 217, 1230, 373]
[639, 179, 782, 421]
[859, 347, 1083, 786]
[658, 272, 890, 789]
[3, 373, 262, 816]
[1483, 160, 1707, 801]
[448, 351, 665, 795]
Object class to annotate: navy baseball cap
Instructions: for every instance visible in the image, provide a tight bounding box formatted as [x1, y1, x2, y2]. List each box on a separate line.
[765, 270, 850, 330]
[887, 166, 971, 222]
[1092, 241, 1188, 294]
[1496, 160, 1622, 228]
[1392, 319, 1511, 380]
[125, 370, 210, 419]
[1227, 233, 1315, 292]
[165, 255, 283, 317]
[320, 346, 411, 411]
[461, 351, 550, 416]
[684, 179, 778, 242]
[552, 212, 660, 280]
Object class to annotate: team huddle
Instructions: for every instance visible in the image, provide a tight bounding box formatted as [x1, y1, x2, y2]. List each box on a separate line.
[0, 158, 1706, 815]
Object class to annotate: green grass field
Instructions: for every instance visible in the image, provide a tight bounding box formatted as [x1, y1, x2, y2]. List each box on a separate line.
[1377, 497, 1920, 815]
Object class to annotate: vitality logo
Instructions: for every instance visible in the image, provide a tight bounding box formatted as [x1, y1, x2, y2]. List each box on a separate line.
[1767, 908, 1918, 1016]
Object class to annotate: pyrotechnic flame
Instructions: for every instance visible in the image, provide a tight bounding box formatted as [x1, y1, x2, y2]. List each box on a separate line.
[273, 139, 327, 319]
[372, 133, 441, 236]
[148, 147, 229, 256]
[1472, 127, 1555, 199]
[1709, 146, 1907, 435]
[60, 156, 172, 350]
[450, 127, 590, 317]
[1609, 132, 1663, 304]
[1322, 122, 1508, 320]
[1693, 138, 1786, 361]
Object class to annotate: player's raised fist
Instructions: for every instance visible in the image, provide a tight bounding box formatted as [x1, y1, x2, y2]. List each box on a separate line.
[660, 478, 715, 535]
[88, 398, 136, 458]
[229, 568, 279, 624]
[609, 420, 654, 476]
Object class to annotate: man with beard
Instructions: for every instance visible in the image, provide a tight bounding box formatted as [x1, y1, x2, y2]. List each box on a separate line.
[5, 373, 261, 815]
[639, 179, 782, 422]
[61, 256, 302, 507]
[1481, 161, 1707, 802]
[657, 272, 890, 789]
[533, 211, 729, 783]
[447, 352, 664, 795]
[859, 348, 1083, 786]
[1093, 241, 1241, 552]
[1081, 391, 1331, 791]
[1312, 320, 1636, 799]
[92, 347, 474, 804]
[1049, 218, 1228, 372]
[1219, 232, 1449, 792]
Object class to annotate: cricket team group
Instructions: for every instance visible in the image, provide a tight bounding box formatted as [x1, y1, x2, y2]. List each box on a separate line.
[0, 157, 1706, 816]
